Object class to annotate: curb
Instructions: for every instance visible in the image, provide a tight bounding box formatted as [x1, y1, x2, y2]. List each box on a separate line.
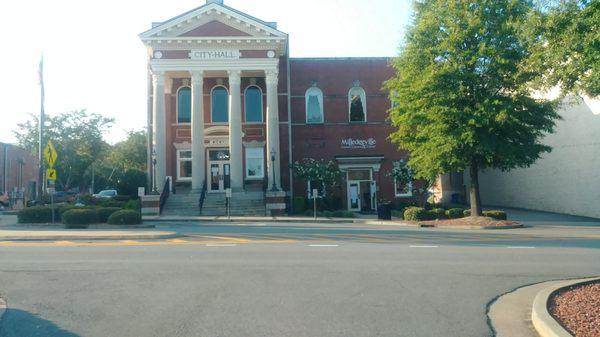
[531, 277, 600, 337]
[0, 296, 6, 324]
[143, 217, 356, 224]
[0, 232, 181, 241]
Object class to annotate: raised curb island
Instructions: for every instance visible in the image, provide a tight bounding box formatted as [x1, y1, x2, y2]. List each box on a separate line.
[532, 277, 600, 337]
[0, 230, 180, 241]
[0, 296, 6, 324]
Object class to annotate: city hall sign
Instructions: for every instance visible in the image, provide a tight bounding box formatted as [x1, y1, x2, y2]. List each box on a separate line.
[341, 138, 376, 149]
[189, 49, 241, 60]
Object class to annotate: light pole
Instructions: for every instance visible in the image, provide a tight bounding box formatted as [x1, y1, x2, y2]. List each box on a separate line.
[151, 148, 159, 195]
[270, 149, 277, 191]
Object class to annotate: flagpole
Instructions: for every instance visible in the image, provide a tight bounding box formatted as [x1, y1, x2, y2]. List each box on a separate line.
[38, 54, 45, 199]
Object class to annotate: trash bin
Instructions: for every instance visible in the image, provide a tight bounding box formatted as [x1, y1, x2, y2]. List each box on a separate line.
[377, 202, 392, 220]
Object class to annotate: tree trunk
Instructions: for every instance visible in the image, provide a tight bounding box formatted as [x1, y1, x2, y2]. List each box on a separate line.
[469, 161, 482, 216]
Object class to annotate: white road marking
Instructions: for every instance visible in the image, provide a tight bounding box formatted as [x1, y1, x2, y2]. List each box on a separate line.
[205, 244, 237, 247]
[308, 244, 339, 247]
[409, 245, 439, 248]
[506, 246, 535, 249]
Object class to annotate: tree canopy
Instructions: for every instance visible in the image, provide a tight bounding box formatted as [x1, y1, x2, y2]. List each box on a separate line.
[385, 0, 560, 215]
[527, 0, 599, 97]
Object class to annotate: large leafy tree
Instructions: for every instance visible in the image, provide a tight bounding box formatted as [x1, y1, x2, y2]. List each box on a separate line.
[527, 0, 599, 97]
[385, 0, 560, 216]
[14, 110, 113, 191]
[106, 130, 147, 171]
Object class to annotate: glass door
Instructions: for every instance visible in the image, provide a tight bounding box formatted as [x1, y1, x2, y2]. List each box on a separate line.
[210, 163, 221, 191]
[348, 182, 360, 211]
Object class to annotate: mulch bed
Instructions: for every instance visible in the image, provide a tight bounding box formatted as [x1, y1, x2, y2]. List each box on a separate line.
[549, 281, 600, 337]
[416, 216, 518, 228]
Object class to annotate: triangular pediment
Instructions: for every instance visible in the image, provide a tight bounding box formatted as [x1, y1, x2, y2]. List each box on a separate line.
[179, 20, 251, 37]
[139, 2, 286, 40]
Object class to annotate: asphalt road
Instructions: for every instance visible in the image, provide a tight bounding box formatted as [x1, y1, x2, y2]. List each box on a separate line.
[0, 223, 599, 337]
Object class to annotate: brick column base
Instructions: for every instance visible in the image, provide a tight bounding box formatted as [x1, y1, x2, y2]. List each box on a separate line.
[265, 190, 287, 216]
[141, 195, 161, 215]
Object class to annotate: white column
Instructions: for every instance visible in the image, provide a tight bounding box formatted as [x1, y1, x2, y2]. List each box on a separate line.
[191, 71, 205, 191]
[265, 69, 281, 190]
[228, 70, 244, 190]
[152, 71, 167, 192]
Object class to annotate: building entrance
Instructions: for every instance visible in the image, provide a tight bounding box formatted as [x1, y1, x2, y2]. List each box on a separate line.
[207, 149, 231, 192]
[347, 169, 376, 212]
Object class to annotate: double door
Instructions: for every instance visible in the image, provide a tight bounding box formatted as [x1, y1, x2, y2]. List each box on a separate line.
[209, 162, 230, 192]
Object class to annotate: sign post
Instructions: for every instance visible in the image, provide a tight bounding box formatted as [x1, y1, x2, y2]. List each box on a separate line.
[312, 188, 318, 221]
[43, 140, 58, 223]
[225, 188, 232, 220]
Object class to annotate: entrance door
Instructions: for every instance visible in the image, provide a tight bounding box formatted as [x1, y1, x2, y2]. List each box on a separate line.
[209, 162, 231, 192]
[348, 182, 360, 211]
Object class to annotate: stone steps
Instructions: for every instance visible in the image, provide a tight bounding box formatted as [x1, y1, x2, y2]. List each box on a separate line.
[161, 192, 201, 216]
[201, 191, 266, 216]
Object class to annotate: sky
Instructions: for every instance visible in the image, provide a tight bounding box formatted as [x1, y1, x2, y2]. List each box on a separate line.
[0, 0, 411, 144]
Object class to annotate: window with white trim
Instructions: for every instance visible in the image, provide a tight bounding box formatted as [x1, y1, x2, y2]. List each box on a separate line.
[394, 179, 412, 197]
[177, 87, 191, 123]
[177, 150, 192, 181]
[245, 147, 264, 179]
[244, 86, 263, 122]
[348, 86, 367, 122]
[305, 86, 324, 124]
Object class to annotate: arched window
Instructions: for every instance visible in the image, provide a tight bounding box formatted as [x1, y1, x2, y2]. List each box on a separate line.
[244, 86, 263, 122]
[348, 86, 367, 122]
[211, 86, 229, 123]
[177, 87, 191, 123]
[305, 87, 324, 124]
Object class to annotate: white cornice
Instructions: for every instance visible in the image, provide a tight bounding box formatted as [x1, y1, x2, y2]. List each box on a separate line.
[140, 3, 286, 40]
[150, 58, 279, 72]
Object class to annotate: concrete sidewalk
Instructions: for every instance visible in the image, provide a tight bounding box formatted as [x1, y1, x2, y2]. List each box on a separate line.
[0, 229, 179, 241]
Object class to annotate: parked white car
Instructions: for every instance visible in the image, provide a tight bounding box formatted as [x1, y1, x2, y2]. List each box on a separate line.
[93, 189, 117, 199]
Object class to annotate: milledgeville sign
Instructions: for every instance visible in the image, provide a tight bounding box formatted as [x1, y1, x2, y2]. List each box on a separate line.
[340, 138, 377, 149]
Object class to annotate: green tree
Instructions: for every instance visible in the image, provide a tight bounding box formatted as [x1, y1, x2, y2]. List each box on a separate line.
[292, 159, 341, 197]
[106, 130, 147, 171]
[14, 110, 114, 191]
[527, 0, 599, 97]
[385, 0, 560, 216]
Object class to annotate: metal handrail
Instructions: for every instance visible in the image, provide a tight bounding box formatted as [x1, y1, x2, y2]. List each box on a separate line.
[198, 179, 207, 214]
[159, 177, 170, 214]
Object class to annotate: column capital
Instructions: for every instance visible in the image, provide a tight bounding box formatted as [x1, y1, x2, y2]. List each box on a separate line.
[190, 70, 204, 83]
[152, 71, 165, 86]
[265, 69, 278, 86]
[227, 70, 242, 85]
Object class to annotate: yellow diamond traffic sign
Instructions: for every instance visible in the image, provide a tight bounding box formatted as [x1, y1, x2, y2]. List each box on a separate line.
[46, 168, 57, 181]
[43, 140, 58, 167]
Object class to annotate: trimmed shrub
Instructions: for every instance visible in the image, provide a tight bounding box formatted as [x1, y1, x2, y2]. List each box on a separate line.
[403, 207, 433, 221]
[107, 210, 142, 225]
[292, 196, 307, 213]
[318, 196, 343, 211]
[113, 195, 133, 202]
[62, 209, 98, 228]
[322, 210, 356, 218]
[123, 199, 141, 210]
[96, 207, 122, 223]
[483, 210, 507, 220]
[391, 209, 404, 219]
[464, 209, 472, 217]
[96, 199, 127, 208]
[445, 208, 465, 219]
[18, 206, 54, 223]
[429, 208, 446, 220]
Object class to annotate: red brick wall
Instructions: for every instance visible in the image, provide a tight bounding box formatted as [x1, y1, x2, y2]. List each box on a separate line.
[0, 143, 38, 197]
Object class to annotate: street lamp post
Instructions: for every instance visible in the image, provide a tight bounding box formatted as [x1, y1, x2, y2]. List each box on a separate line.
[270, 149, 277, 191]
[151, 149, 159, 195]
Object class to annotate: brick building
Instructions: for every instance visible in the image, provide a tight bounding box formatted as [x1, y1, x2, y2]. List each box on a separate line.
[0, 143, 38, 208]
[140, 0, 418, 214]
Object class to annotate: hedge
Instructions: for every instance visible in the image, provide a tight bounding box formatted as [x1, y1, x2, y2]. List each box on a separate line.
[404, 207, 433, 221]
[18, 206, 55, 223]
[464, 209, 472, 217]
[483, 210, 507, 220]
[292, 196, 307, 213]
[96, 207, 122, 223]
[429, 208, 446, 220]
[107, 210, 142, 225]
[62, 209, 98, 227]
[322, 210, 356, 218]
[445, 208, 465, 219]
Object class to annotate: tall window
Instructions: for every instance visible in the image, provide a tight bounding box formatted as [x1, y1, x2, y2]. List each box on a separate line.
[177, 87, 191, 123]
[305, 87, 324, 124]
[177, 150, 192, 181]
[245, 147, 264, 179]
[244, 86, 263, 122]
[211, 86, 229, 123]
[348, 86, 367, 122]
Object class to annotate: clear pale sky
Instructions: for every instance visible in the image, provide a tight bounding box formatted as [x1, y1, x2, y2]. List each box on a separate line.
[0, 0, 411, 144]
